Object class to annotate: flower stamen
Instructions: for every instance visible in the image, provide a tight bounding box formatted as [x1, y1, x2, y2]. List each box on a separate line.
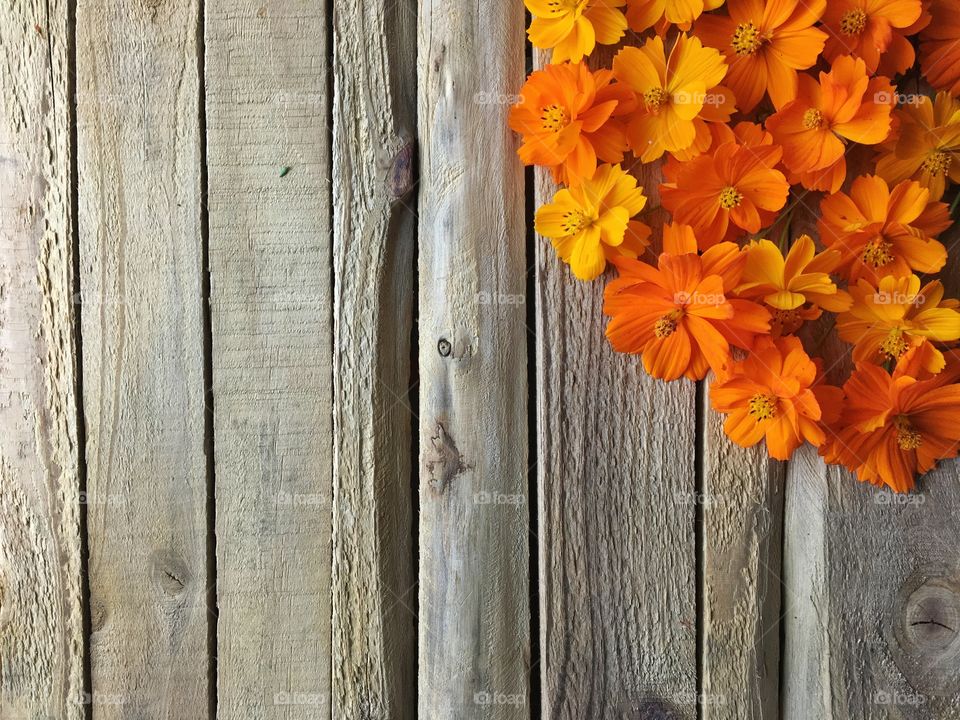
[862, 237, 894, 268]
[540, 103, 571, 133]
[731, 22, 763, 55]
[839, 8, 867, 36]
[643, 87, 670, 113]
[748, 393, 777, 421]
[921, 151, 953, 177]
[894, 415, 923, 450]
[719, 186, 743, 209]
[654, 310, 681, 337]
[879, 328, 908, 359]
[560, 209, 591, 234]
[803, 108, 826, 130]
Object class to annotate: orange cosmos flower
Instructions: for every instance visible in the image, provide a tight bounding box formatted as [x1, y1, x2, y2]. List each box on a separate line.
[710, 335, 827, 460]
[536, 164, 650, 280]
[766, 55, 895, 193]
[920, 0, 960, 97]
[612, 34, 731, 162]
[818, 174, 951, 284]
[604, 224, 770, 380]
[735, 235, 853, 336]
[660, 140, 789, 248]
[509, 62, 635, 186]
[876, 92, 960, 201]
[526, 0, 628, 64]
[692, 0, 827, 114]
[837, 274, 960, 373]
[821, 0, 923, 75]
[821, 353, 960, 493]
[625, 0, 724, 33]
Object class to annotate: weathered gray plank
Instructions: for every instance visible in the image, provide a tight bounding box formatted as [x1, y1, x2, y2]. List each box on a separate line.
[205, 2, 334, 716]
[331, 0, 417, 716]
[417, 0, 530, 715]
[535, 162, 698, 717]
[0, 2, 85, 717]
[701, 382, 784, 720]
[75, 1, 209, 715]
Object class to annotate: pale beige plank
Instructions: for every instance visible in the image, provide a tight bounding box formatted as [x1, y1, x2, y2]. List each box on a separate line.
[417, 0, 530, 716]
[0, 2, 85, 717]
[701, 382, 784, 720]
[535, 161, 698, 717]
[204, 2, 333, 716]
[330, 0, 417, 716]
[75, 1, 209, 715]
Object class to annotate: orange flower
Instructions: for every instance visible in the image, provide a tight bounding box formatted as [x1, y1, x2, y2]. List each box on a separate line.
[821, 352, 960, 492]
[612, 34, 731, 162]
[735, 235, 853, 336]
[920, 0, 960, 97]
[710, 335, 827, 459]
[876, 92, 960, 201]
[766, 55, 895, 192]
[837, 274, 960, 373]
[625, 0, 724, 33]
[692, 0, 827, 114]
[660, 140, 789, 248]
[526, 0, 628, 63]
[821, 0, 923, 75]
[509, 62, 635, 186]
[535, 164, 651, 280]
[818, 174, 951, 284]
[604, 224, 770, 380]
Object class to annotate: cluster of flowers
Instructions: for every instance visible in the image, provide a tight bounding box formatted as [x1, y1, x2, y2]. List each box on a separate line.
[510, 0, 960, 493]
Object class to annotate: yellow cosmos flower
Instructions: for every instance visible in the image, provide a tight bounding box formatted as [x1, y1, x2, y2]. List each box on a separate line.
[838, 274, 960, 373]
[536, 163, 650, 280]
[527, 0, 629, 63]
[735, 236, 852, 336]
[613, 34, 730, 162]
[626, 0, 725, 33]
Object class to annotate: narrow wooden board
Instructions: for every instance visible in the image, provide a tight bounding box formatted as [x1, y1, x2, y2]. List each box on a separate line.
[701, 382, 784, 720]
[205, 2, 334, 716]
[417, 1, 530, 716]
[75, 1, 209, 715]
[0, 1, 85, 717]
[535, 163, 698, 717]
[331, 0, 418, 716]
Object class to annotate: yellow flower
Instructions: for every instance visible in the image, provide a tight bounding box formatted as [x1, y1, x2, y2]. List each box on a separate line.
[613, 34, 730, 162]
[838, 274, 960, 373]
[536, 163, 650, 280]
[527, 0, 628, 63]
[735, 236, 852, 336]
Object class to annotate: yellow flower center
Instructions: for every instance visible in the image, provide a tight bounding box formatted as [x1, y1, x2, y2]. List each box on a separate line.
[731, 22, 763, 55]
[719, 186, 743, 209]
[879, 328, 908, 359]
[862, 236, 894, 268]
[771, 308, 803, 335]
[894, 415, 923, 450]
[560, 208, 592, 235]
[839, 8, 867, 35]
[748, 393, 777, 421]
[540, 103, 571, 133]
[654, 310, 681, 337]
[921, 151, 953, 176]
[643, 87, 670, 113]
[803, 108, 826, 130]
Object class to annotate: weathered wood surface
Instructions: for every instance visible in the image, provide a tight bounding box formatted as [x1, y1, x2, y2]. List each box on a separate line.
[701, 381, 784, 720]
[0, 2, 85, 717]
[205, 2, 333, 717]
[331, 0, 418, 716]
[535, 162, 698, 718]
[75, 0, 209, 715]
[417, 0, 530, 716]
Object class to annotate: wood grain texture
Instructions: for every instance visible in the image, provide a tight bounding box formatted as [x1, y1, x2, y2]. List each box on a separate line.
[417, 1, 530, 716]
[75, 0, 209, 715]
[701, 381, 784, 720]
[331, 0, 417, 716]
[535, 162, 698, 719]
[0, 2, 85, 717]
[205, 2, 333, 716]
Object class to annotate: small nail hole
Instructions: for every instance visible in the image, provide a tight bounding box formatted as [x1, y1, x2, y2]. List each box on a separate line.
[437, 338, 452, 357]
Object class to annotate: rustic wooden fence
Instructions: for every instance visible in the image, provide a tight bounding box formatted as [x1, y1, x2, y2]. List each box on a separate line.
[2, 0, 959, 718]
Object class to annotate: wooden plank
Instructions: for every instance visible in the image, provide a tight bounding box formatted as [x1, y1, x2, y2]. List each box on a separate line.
[535, 166, 699, 717]
[330, 0, 417, 716]
[417, 1, 530, 716]
[701, 382, 784, 719]
[204, 2, 333, 716]
[75, 1, 209, 715]
[0, 2, 85, 717]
